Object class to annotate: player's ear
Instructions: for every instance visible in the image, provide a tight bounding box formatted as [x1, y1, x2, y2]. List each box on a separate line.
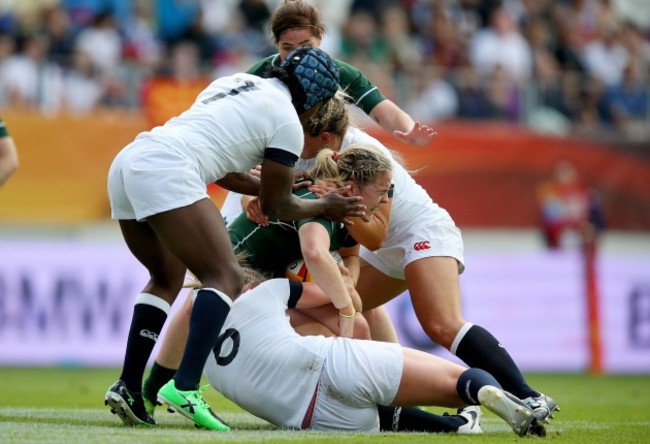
[345, 179, 357, 194]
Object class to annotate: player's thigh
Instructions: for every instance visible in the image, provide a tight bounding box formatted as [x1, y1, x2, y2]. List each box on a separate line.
[147, 198, 243, 297]
[392, 347, 465, 408]
[119, 219, 186, 303]
[362, 305, 399, 343]
[355, 261, 407, 310]
[405, 256, 465, 332]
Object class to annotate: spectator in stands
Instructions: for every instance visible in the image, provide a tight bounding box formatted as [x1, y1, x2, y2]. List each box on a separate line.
[339, 10, 390, 67]
[525, 15, 560, 82]
[573, 77, 611, 139]
[0, 33, 16, 104]
[619, 21, 650, 83]
[167, 39, 202, 79]
[0, 32, 63, 112]
[61, 48, 105, 113]
[0, 0, 644, 142]
[454, 65, 494, 120]
[602, 58, 649, 141]
[378, 4, 422, 74]
[582, 22, 628, 87]
[41, 5, 76, 69]
[552, 19, 588, 73]
[62, 0, 133, 34]
[483, 65, 522, 122]
[0, 116, 19, 187]
[154, 0, 201, 47]
[420, 6, 467, 70]
[404, 64, 459, 124]
[75, 10, 122, 75]
[121, 0, 163, 70]
[469, 5, 532, 82]
[553, 0, 607, 47]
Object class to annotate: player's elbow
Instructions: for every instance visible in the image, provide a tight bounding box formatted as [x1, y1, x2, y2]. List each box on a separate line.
[259, 192, 296, 219]
[259, 197, 282, 218]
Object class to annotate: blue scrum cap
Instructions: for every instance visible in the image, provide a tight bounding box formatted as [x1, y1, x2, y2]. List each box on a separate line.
[280, 47, 340, 113]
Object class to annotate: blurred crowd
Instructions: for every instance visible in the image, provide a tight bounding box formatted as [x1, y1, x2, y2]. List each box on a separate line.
[0, 0, 648, 142]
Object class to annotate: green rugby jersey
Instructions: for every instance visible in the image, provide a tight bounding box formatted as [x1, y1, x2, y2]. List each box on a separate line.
[228, 188, 357, 277]
[0, 118, 8, 138]
[247, 54, 386, 115]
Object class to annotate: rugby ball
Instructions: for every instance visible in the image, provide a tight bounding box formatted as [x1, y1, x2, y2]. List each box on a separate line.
[285, 251, 343, 282]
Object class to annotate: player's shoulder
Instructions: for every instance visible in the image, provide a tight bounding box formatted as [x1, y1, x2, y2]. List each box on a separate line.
[240, 278, 291, 305]
[246, 55, 277, 76]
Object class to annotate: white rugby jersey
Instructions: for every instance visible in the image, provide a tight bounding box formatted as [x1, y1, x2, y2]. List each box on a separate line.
[204, 279, 333, 429]
[295, 127, 454, 245]
[136, 73, 304, 184]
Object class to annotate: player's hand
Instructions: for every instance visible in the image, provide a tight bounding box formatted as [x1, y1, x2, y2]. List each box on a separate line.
[320, 186, 365, 225]
[339, 263, 362, 312]
[249, 164, 262, 178]
[393, 122, 437, 146]
[309, 179, 342, 197]
[243, 196, 269, 226]
[292, 170, 312, 191]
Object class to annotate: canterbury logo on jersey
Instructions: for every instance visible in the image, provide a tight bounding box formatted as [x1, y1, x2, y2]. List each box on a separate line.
[413, 241, 431, 251]
[201, 80, 260, 104]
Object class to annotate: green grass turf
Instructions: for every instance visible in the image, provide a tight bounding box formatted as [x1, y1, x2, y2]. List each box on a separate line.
[0, 367, 648, 443]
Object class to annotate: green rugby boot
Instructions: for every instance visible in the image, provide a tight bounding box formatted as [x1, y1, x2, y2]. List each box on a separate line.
[157, 380, 229, 431]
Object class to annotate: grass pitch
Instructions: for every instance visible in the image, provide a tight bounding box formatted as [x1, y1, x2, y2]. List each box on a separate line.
[1, 367, 648, 443]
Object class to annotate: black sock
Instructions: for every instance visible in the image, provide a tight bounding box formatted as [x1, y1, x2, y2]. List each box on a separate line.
[119, 296, 169, 392]
[456, 368, 500, 405]
[174, 288, 231, 391]
[455, 325, 539, 399]
[143, 361, 177, 404]
[378, 405, 463, 433]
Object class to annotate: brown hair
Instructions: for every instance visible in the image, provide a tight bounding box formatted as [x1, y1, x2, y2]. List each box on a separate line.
[269, 0, 326, 43]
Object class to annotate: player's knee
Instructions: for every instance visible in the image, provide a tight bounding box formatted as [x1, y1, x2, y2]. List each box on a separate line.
[422, 319, 464, 349]
[147, 274, 186, 304]
[219, 260, 246, 299]
[196, 259, 244, 299]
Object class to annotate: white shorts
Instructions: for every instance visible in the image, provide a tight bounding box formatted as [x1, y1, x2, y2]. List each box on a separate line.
[309, 339, 403, 432]
[108, 139, 208, 221]
[360, 222, 465, 280]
